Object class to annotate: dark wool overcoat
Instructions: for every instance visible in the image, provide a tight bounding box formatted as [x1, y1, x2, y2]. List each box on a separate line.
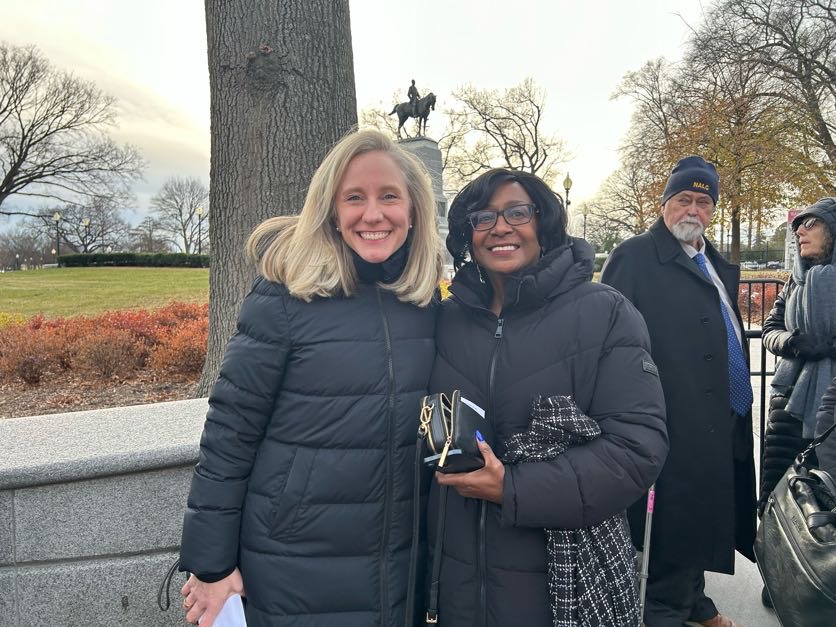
[427, 239, 668, 627]
[600, 217, 757, 574]
[179, 277, 435, 627]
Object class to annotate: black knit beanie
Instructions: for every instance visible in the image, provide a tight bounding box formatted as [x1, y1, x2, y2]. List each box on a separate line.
[661, 155, 719, 205]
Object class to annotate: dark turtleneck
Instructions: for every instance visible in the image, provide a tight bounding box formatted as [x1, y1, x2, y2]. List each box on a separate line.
[351, 242, 408, 284]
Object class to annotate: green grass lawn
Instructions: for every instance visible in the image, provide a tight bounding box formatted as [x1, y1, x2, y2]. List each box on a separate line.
[0, 267, 209, 318]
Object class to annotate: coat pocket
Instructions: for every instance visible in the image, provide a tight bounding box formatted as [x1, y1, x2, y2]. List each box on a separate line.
[269, 446, 317, 539]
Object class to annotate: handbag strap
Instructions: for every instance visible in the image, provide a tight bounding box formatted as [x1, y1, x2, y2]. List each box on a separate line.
[796, 421, 836, 467]
[157, 557, 181, 611]
[808, 511, 836, 529]
[426, 484, 447, 624]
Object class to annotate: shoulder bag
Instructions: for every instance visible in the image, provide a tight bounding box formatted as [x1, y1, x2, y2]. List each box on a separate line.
[755, 422, 836, 627]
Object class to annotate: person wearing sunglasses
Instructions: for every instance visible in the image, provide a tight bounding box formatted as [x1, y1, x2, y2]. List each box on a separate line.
[760, 199, 836, 556]
[427, 168, 668, 626]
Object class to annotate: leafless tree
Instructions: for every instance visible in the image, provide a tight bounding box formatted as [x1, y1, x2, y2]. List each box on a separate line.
[150, 177, 209, 254]
[25, 196, 132, 254]
[127, 216, 172, 253]
[442, 78, 569, 189]
[198, 0, 357, 394]
[0, 224, 49, 269]
[359, 93, 400, 136]
[586, 155, 661, 239]
[0, 42, 145, 217]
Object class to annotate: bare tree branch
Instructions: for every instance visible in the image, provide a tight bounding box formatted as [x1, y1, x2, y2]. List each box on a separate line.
[0, 42, 145, 216]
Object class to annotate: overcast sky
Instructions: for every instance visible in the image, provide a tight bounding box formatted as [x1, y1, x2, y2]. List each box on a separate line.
[0, 0, 709, 225]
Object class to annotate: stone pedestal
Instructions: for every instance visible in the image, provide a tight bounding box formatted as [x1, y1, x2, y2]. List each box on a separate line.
[398, 137, 449, 249]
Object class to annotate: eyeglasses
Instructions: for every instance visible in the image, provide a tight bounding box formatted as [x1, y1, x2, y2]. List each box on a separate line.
[794, 216, 819, 232]
[467, 203, 537, 231]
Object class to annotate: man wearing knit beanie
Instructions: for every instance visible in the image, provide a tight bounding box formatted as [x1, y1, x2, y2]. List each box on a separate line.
[601, 156, 754, 627]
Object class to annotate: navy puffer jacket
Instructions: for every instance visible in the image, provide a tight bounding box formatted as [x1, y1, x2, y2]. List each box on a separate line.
[180, 276, 436, 627]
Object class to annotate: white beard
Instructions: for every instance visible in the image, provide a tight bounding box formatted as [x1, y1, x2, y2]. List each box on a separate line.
[671, 219, 705, 244]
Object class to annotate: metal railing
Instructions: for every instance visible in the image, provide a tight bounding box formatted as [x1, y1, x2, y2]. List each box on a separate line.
[739, 278, 786, 477]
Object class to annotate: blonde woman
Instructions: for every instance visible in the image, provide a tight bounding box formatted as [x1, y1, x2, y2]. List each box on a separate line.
[178, 129, 445, 627]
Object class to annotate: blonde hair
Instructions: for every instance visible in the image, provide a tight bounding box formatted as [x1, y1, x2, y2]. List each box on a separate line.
[246, 129, 445, 306]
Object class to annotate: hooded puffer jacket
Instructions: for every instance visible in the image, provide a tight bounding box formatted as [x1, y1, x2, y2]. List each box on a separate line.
[427, 239, 668, 627]
[180, 276, 436, 627]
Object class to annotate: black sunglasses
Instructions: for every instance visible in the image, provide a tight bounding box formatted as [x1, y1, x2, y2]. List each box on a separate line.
[794, 216, 819, 232]
[467, 203, 537, 231]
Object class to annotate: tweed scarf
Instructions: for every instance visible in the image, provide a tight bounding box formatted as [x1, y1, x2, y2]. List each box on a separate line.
[501, 395, 640, 627]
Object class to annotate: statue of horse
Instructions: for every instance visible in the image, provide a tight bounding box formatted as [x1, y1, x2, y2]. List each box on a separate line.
[389, 92, 436, 138]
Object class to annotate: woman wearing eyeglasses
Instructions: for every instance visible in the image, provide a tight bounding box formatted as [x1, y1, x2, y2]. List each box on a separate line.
[426, 168, 668, 626]
[760, 199, 836, 528]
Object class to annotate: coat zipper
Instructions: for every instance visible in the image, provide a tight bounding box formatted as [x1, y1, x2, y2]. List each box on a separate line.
[479, 315, 504, 627]
[377, 287, 395, 626]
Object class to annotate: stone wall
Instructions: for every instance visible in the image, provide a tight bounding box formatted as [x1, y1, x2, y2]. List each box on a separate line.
[0, 399, 207, 626]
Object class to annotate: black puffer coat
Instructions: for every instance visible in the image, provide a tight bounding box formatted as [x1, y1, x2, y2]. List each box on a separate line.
[180, 276, 435, 627]
[427, 239, 668, 627]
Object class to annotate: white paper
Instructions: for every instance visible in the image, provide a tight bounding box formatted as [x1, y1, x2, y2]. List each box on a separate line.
[199, 594, 246, 627]
[460, 396, 485, 417]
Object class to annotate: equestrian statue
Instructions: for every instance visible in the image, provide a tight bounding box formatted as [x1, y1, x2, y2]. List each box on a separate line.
[390, 81, 436, 138]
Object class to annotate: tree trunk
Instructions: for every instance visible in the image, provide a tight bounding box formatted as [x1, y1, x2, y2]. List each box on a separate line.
[197, 0, 357, 395]
[731, 204, 741, 263]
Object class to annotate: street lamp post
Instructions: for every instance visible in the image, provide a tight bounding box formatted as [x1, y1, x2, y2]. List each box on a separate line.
[52, 211, 61, 257]
[582, 204, 590, 241]
[563, 173, 572, 211]
[15, 253, 19, 271]
[82, 217, 91, 252]
[196, 206, 205, 255]
[563, 173, 577, 235]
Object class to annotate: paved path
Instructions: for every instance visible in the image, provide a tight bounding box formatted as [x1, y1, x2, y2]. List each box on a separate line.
[703, 332, 780, 626]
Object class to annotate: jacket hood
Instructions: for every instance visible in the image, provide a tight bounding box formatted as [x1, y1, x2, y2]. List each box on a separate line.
[791, 197, 836, 275]
[450, 236, 595, 312]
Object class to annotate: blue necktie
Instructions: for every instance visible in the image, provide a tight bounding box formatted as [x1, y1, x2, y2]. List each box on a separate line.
[693, 252, 753, 416]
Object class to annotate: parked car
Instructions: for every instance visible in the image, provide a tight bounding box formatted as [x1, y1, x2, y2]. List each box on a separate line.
[766, 261, 784, 270]
[741, 261, 759, 270]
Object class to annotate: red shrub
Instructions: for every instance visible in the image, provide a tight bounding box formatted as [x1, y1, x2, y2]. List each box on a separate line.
[154, 302, 208, 328]
[1, 301, 209, 385]
[76, 328, 143, 378]
[40, 317, 99, 370]
[0, 325, 51, 385]
[149, 317, 208, 375]
[99, 309, 162, 350]
[737, 275, 786, 326]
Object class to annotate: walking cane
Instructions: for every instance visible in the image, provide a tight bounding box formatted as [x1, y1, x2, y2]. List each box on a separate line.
[638, 483, 656, 626]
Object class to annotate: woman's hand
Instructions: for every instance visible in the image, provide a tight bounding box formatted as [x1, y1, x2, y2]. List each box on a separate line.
[788, 330, 829, 360]
[181, 568, 245, 626]
[435, 437, 505, 504]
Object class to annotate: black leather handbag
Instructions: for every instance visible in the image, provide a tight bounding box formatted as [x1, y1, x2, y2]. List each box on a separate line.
[418, 390, 492, 473]
[755, 422, 836, 627]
